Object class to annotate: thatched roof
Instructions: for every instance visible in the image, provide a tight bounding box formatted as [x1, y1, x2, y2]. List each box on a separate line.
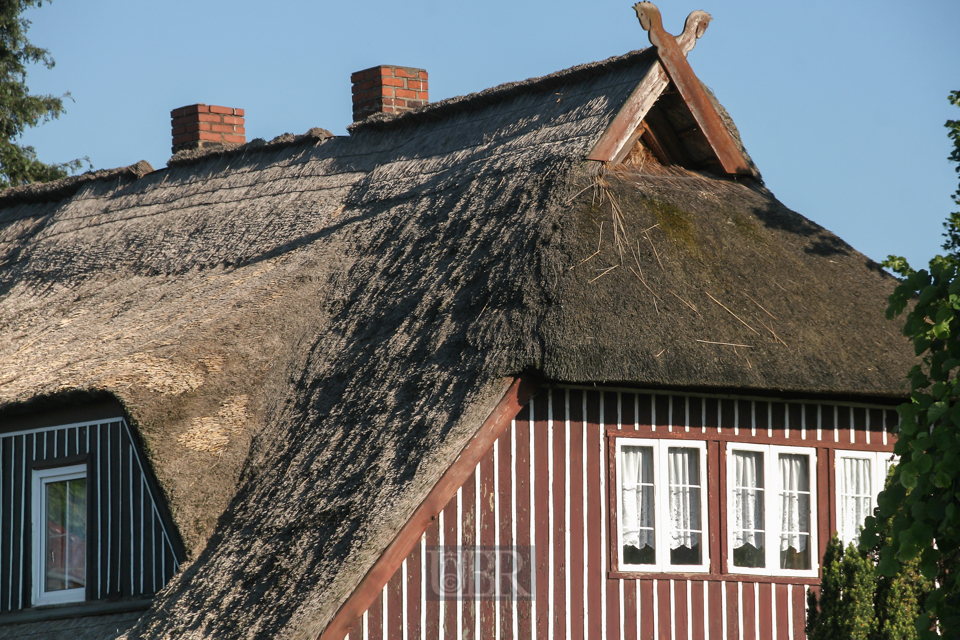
[0, 47, 911, 639]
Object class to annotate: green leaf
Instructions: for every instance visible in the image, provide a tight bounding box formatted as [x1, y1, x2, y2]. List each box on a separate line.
[916, 451, 934, 473]
[936, 470, 952, 487]
[928, 400, 950, 422]
[900, 462, 918, 488]
[878, 550, 900, 577]
[911, 521, 934, 545]
[920, 548, 940, 579]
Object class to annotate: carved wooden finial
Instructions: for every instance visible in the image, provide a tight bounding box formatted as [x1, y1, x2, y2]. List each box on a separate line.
[632, 2, 751, 175]
[634, 3, 710, 52]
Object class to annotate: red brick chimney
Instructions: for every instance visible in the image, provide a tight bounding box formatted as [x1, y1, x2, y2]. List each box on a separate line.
[170, 104, 245, 154]
[351, 66, 428, 122]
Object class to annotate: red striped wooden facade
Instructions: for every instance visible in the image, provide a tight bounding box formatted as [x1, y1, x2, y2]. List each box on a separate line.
[335, 386, 898, 640]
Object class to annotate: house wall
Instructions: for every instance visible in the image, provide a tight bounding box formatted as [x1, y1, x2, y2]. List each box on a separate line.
[0, 418, 182, 613]
[341, 386, 898, 640]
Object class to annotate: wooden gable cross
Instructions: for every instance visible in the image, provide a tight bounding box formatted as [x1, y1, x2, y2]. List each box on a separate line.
[588, 3, 754, 176]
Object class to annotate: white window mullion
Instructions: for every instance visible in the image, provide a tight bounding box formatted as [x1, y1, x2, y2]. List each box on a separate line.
[656, 442, 668, 572]
[766, 451, 778, 573]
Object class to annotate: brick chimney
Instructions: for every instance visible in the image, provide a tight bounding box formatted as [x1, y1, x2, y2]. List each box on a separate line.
[170, 104, 245, 154]
[351, 66, 428, 122]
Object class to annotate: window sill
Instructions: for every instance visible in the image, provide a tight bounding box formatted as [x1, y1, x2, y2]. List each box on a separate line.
[0, 596, 152, 627]
[607, 570, 820, 585]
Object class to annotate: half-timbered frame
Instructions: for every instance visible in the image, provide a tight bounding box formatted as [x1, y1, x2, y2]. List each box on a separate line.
[327, 385, 897, 640]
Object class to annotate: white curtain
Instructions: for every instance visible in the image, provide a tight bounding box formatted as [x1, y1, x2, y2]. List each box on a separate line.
[667, 448, 700, 550]
[839, 457, 872, 544]
[621, 446, 654, 550]
[779, 454, 810, 552]
[732, 451, 764, 549]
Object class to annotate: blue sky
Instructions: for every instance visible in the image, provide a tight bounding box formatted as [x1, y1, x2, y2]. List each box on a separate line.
[18, 0, 959, 269]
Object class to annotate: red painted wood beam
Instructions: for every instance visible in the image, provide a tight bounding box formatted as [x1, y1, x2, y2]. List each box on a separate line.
[586, 10, 709, 164]
[634, 2, 753, 175]
[317, 375, 538, 640]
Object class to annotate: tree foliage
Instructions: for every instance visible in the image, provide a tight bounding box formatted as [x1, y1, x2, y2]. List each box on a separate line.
[940, 91, 960, 257]
[807, 536, 878, 640]
[0, 0, 83, 189]
[808, 501, 930, 640]
[871, 90, 960, 638]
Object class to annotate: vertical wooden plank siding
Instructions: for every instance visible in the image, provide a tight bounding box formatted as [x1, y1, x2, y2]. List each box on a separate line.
[0, 418, 181, 613]
[340, 388, 900, 639]
[568, 389, 586, 640]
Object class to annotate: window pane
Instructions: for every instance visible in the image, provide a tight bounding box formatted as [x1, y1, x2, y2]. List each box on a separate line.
[779, 453, 810, 570]
[667, 447, 701, 565]
[621, 446, 655, 564]
[838, 456, 872, 544]
[732, 450, 765, 567]
[44, 478, 86, 592]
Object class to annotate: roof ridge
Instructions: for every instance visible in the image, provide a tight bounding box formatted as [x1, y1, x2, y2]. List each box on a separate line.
[166, 127, 335, 169]
[348, 48, 655, 133]
[0, 160, 154, 208]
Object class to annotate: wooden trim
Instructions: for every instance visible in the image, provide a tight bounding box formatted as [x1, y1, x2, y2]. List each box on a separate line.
[603, 427, 896, 451]
[585, 391, 602, 640]
[568, 390, 585, 640]
[635, 4, 752, 176]
[29, 452, 88, 469]
[586, 60, 669, 163]
[818, 447, 832, 570]
[587, 17, 707, 164]
[605, 430, 619, 572]
[533, 393, 550, 640]
[641, 580, 656, 638]
[742, 581, 756, 639]
[710, 439, 724, 575]
[317, 375, 537, 640]
[514, 402, 533, 640]
[605, 572, 823, 585]
[0, 595, 152, 626]
[0, 402, 124, 435]
[708, 581, 723, 639]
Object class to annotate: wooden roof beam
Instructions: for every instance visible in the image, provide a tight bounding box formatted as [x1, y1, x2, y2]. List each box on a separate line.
[642, 105, 691, 166]
[586, 9, 711, 164]
[634, 2, 753, 175]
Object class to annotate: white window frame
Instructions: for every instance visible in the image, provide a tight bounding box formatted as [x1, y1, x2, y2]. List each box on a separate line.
[31, 464, 87, 606]
[615, 438, 710, 573]
[726, 443, 818, 578]
[835, 450, 898, 546]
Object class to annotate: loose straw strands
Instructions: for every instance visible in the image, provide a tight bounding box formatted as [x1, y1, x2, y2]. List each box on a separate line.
[670, 291, 701, 318]
[761, 320, 789, 347]
[589, 265, 618, 283]
[696, 340, 753, 348]
[641, 223, 663, 270]
[704, 291, 760, 336]
[744, 292, 776, 319]
[571, 221, 603, 271]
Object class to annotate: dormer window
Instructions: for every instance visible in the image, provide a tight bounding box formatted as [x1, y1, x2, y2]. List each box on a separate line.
[0, 410, 184, 616]
[32, 464, 87, 606]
